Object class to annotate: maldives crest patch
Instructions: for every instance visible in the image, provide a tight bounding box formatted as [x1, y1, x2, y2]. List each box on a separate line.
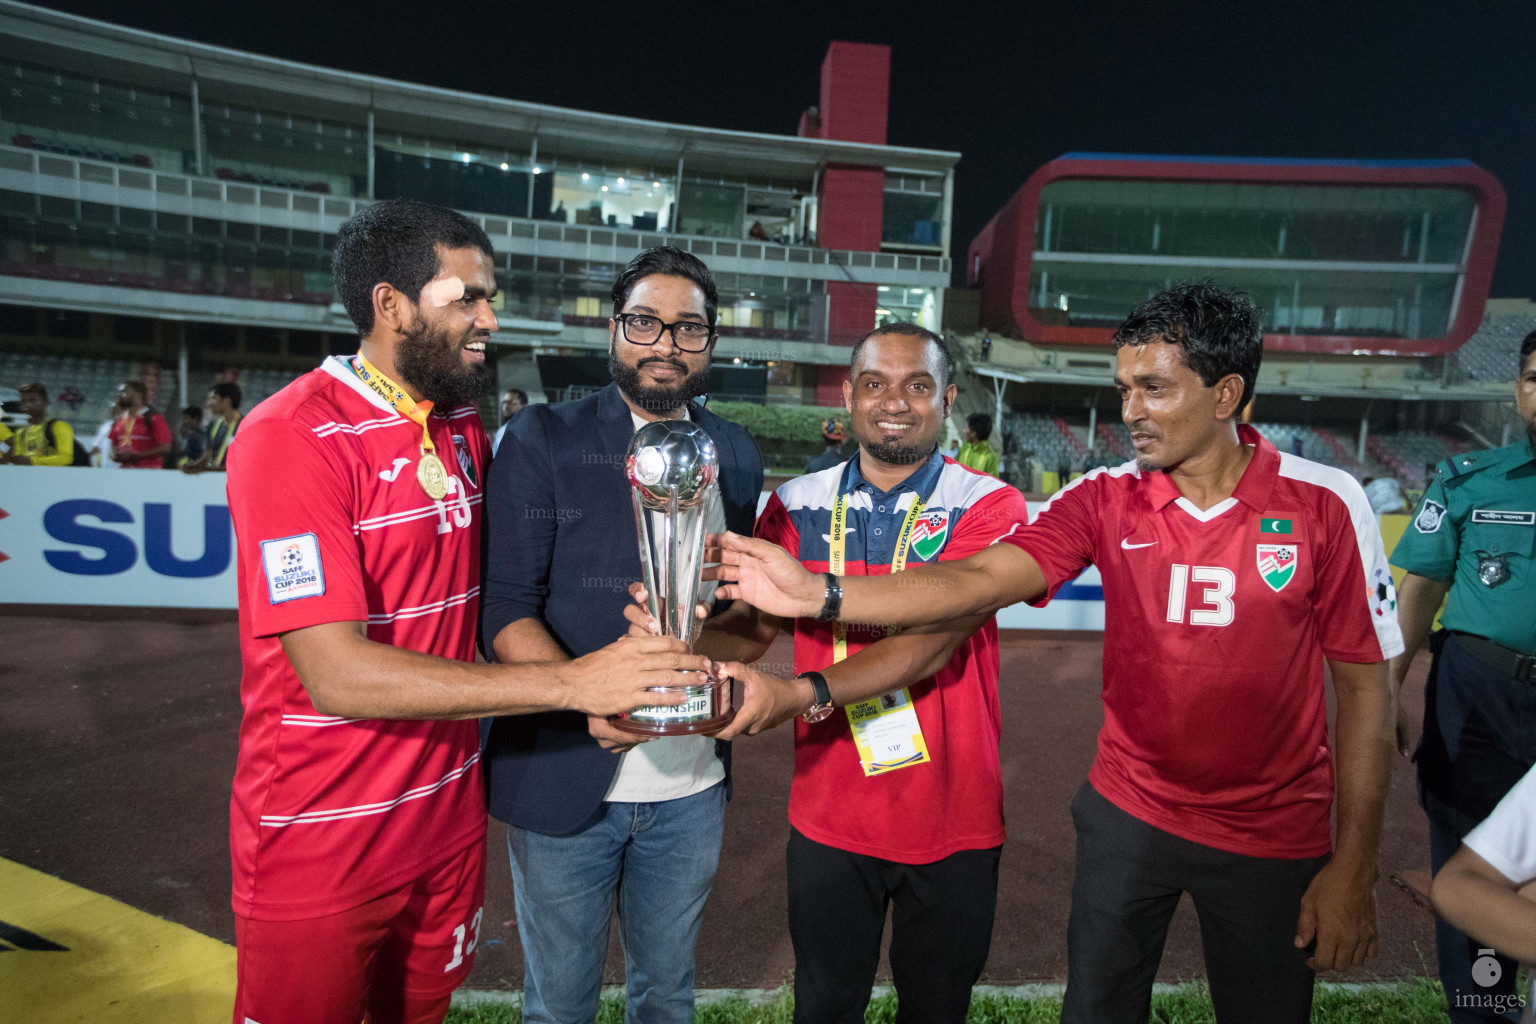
[451, 434, 478, 488]
[908, 510, 950, 561]
[1257, 544, 1297, 593]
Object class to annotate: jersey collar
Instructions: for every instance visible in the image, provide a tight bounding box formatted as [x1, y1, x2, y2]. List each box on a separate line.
[1143, 424, 1279, 513]
[841, 446, 945, 505]
[321, 354, 396, 414]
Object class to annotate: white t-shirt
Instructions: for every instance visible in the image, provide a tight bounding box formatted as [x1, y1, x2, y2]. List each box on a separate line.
[604, 407, 726, 803]
[90, 419, 122, 468]
[1465, 763, 1536, 885]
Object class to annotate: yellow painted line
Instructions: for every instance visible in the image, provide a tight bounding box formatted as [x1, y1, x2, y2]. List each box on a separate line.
[0, 858, 234, 1024]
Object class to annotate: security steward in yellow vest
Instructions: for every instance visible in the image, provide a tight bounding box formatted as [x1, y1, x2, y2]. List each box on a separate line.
[1390, 329, 1536, 1023]
[0, 382, 75, 466]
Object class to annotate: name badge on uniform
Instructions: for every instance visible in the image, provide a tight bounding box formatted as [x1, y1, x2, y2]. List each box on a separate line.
[845, 689, 931, 777]
[1471, 510, 1536, 526]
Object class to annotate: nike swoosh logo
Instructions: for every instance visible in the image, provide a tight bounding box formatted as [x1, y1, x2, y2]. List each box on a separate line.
[379, 457, 411, 482]
[1120, 538, 1157, 550]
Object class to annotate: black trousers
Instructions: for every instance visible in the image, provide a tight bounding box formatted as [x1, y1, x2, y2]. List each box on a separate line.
[1417, 632, 1536, 1023]
[786, 828, 1000, 1024]
[1062, 782, 1328, 1024]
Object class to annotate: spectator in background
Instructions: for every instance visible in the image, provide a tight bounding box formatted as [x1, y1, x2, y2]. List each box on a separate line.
[1292, 435, 1306, 458]
[1082, 445, 1108, 473]
[88, 401, 120, 468]
[0, 383, 76, 465]
[108, 381, 172, 469]
[804, 417, 848, 473]
[177, 406, 207, 469]
[1021, 448, 1045, 494]
[491, 388, 528, 455]
[948, 438, 960, 456]
[980, 336, 992, 363]
[956, 412, 1001, 477]
[184, 382, 242, 474]
[1362, 476, 1409, 515]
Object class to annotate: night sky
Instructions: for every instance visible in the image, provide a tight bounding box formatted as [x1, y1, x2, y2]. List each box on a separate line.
[33, 0, 1536, 298]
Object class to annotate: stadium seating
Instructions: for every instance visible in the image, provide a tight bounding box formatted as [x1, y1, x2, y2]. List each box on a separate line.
[0, 353, 310, 438]
[1368, 431, 1465, 490]
[0, 351, 175, 439]
[1456, 313, 1536, 383]
[10, 133, 154, 168]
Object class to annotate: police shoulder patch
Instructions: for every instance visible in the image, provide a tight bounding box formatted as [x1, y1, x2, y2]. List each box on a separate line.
[1414, 499, 1448, 534]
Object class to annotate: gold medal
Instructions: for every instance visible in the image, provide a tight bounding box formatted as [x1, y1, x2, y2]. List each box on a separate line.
[417, 450, 449, 500]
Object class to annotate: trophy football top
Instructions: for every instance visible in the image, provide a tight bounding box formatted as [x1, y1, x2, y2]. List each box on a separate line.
[626, 419, 719, 510]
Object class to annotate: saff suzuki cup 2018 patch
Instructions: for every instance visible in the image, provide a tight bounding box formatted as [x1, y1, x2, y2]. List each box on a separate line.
[1257, 544, 1297, 592]
[261, 532, 325, 604]
[908, 510, 950, 561]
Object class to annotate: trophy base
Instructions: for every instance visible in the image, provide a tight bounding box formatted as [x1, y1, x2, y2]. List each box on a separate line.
[610, 673, 735, 737]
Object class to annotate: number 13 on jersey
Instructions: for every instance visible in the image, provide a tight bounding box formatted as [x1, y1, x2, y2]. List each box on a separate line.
[1166, 564, 1236, 626]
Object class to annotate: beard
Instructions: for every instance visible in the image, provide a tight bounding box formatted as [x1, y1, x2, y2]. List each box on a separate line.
[395, 314, 491, 409]
[608, 343, 711, 414]
[861, 434, 938, 466]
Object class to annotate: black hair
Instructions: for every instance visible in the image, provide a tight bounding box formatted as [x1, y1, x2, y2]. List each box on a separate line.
[1111, 280, 1264, 413]
[18, 381, 45, 401]
[332, 198, 494, 337]
[209, 381, 242, 409]
[122, 380, 146, 399]
[506, 388, 528, 404]
[1521, 329, 1536, 374]
[967, 411, 993, 440]
[849, 322, 954, 388]
[182, 405, 203, 420]
[611, 246, 718, 326]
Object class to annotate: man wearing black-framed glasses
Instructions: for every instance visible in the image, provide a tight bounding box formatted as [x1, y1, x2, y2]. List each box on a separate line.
[480, 246, 763, 1023]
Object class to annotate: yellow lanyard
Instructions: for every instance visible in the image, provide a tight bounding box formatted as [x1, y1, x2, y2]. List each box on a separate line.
[352, 355, 450, 499]
[828, 486, 925, 663]
[353, 354, 437, 452]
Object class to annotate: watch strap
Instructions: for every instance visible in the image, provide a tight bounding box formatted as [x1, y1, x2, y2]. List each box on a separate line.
[815, 572, 843, 621]
[798, 670, 832, 708]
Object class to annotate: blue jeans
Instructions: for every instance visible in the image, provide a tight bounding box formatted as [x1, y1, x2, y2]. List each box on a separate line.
[507, 782, 725, 1024]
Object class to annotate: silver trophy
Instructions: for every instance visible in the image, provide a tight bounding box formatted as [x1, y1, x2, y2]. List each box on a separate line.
[610, 419, 735, 736]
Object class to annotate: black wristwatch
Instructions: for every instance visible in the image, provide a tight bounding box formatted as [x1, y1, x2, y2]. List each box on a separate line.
[798, 671, 835, 723]
[814, 572, 843, 621]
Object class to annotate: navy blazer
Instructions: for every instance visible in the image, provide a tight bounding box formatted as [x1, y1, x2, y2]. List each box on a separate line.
[479, 382, 764, 835]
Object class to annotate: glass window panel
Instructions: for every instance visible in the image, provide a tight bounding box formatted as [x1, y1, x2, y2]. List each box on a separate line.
[1037, 179, 1476, 264]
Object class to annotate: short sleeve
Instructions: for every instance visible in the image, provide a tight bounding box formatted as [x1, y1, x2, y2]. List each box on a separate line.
[1002, 476, 1100, 606]
[755, 491, 799, 557]
[153, 413, 173, 445]
[945, 484, 1028, 560]
[1390, 467, 1459, 582]
[1464, 762, 1536, 884]
[1315, 477, 1406, 662]
[226, 418, 369, 638]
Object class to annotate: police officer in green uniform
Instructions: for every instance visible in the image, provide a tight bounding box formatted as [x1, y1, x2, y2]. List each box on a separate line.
[1391, 329, 1536, 1024]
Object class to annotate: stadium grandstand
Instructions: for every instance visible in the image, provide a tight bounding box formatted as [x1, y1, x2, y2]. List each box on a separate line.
[0, 1, 958, 442]
[941, 154, 1526, 498]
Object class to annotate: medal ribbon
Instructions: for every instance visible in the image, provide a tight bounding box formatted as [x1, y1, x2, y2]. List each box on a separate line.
[352, 354, 437, 453]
